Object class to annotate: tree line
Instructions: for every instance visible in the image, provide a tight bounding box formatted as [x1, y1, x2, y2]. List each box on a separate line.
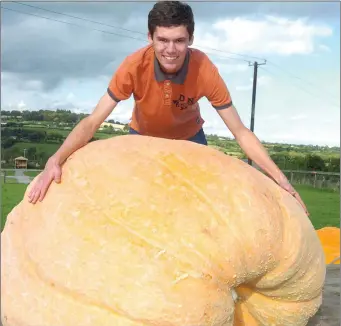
[270, 153, 339, 173]
[2, 109, 124, 125]
[2, 126, 339, 173]
[1, 110, 340, 172]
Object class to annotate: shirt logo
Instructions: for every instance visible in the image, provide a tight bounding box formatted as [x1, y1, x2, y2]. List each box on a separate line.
[173, 94, 195, 110]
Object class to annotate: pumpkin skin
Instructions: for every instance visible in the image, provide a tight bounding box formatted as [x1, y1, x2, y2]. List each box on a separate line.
[316, 227, 340, 264]
[1, 135, 326, 326]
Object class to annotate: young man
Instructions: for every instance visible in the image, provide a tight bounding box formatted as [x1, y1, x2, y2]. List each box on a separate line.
[28, 1, 308, 215]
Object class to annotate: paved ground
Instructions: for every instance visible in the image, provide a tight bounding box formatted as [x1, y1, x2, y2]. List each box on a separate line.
[308, 264, 340, 326]
[1, 265, 339, 325]
[4, 169, 31, 184]
[1, 170, 339, 325]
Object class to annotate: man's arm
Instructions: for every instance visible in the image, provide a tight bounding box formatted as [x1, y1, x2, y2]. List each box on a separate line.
[28, 92, 118, 203]
[217, 105, 309, 215]
[217, 106, 282, 181]
[200, 56, 308, 214]
[53, 92, 118, 165]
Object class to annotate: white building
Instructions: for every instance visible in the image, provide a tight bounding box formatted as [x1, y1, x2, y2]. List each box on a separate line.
[99, 121, 126, 131]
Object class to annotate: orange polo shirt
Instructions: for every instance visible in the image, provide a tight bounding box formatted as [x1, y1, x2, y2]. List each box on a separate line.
[107, 44, 233, 140]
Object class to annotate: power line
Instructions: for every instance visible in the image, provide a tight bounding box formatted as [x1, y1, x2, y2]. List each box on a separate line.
[10, 1, 266, 62]
[1, 6, 148, 44]
[13, 1, 147, 36]
[266, 60, 340, 103]
[14, 0, 337, 97]
[248, 60, 266, 166]
[3, 2, 338, 104]
[259, 66, 340, 109]
[1, 5, 251, 63]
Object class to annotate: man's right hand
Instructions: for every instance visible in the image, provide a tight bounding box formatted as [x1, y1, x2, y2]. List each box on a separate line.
[27, 92, 118, 204]
[28, 156, 62, 204]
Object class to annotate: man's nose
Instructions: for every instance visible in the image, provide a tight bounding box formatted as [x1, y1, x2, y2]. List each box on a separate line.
[166, 41, 176, 52]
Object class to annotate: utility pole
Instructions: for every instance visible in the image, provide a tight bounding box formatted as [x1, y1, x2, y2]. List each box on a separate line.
[248, 60, 266, 166]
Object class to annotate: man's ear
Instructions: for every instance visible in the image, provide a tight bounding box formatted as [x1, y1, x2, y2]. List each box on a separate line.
[189, 35, 194, 46]
[148, 32, 153, 44]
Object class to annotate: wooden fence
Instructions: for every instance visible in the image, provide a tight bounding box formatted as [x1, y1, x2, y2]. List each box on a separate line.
[1, 168, 41, 184]
[282, 170, 340, 191]
[1, 168, 340, 191]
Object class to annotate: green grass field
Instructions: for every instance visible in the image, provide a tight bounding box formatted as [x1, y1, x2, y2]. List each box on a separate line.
[24, 171, 40, 177]
[1, 181, 27, 230]
[12, 142, 61, 156]
[9, 125, 120, 140]
[3, 170, 15, 176]
[295, 185, 340, 229]
[1, 181, 339, 232]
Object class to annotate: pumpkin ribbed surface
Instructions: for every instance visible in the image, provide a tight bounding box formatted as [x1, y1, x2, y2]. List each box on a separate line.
[1, 135, 326, 326]
[316, 227, 340, 264]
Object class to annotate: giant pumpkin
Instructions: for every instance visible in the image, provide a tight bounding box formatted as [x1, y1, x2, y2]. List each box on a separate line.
[316, 227, 340, 264]
[1, 135, 326, 326]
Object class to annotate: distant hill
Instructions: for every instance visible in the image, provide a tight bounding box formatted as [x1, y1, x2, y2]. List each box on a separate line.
[1, 109, 339, 172]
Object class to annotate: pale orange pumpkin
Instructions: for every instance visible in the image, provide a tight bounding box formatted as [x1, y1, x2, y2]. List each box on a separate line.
[316, 227, 340, 264]
[1, 135, 326, 326]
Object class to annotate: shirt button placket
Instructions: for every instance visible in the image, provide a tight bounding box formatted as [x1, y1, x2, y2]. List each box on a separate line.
[164, 80, 172, 106]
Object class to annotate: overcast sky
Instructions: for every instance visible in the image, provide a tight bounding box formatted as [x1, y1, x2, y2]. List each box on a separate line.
[1, 1, 340, 146]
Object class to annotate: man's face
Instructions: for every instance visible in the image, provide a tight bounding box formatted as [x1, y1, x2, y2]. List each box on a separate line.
[148, 25, 193, 74]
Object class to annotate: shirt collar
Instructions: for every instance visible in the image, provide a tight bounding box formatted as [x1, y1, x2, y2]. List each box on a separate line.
[154, 51, 190, 84]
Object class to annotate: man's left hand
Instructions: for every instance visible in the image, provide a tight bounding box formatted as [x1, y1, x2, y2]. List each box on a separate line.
[277, 174, 309, 216]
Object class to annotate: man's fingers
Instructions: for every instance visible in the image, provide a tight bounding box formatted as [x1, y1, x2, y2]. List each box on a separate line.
[39, 177, 53, 202]
[31, 189, 41, 204]
[295, 193, 305, 209]
[28, 187, 35, 201]
[285, 184, 309, 216]
[28, 174, 44, 201]
[28, 166, 62, 204]
[28, 183, 40, 202]
[293, 192, 309, 216]
[278, 179, 310, 216]
[28, 179, 40, 198]
[54, 172, 61, 184]
[28, 174, 51, 204]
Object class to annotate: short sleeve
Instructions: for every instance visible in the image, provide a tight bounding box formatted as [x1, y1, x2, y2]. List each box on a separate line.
[107, 58, 134, 102]
[203, 61, 233, 110]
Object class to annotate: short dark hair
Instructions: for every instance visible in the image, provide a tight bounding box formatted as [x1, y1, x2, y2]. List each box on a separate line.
[148, 1, 195, 39]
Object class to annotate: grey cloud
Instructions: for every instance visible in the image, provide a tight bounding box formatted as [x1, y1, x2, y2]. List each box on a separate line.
[59, 1, 340, 22]
[192, 2, 339, 23]
[9, 1, 339, 21]
[3, 1, 338, 31]
[1, 5, 147, 91]
[1, 1, 338, 93]
[254, 2, 340, 21]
